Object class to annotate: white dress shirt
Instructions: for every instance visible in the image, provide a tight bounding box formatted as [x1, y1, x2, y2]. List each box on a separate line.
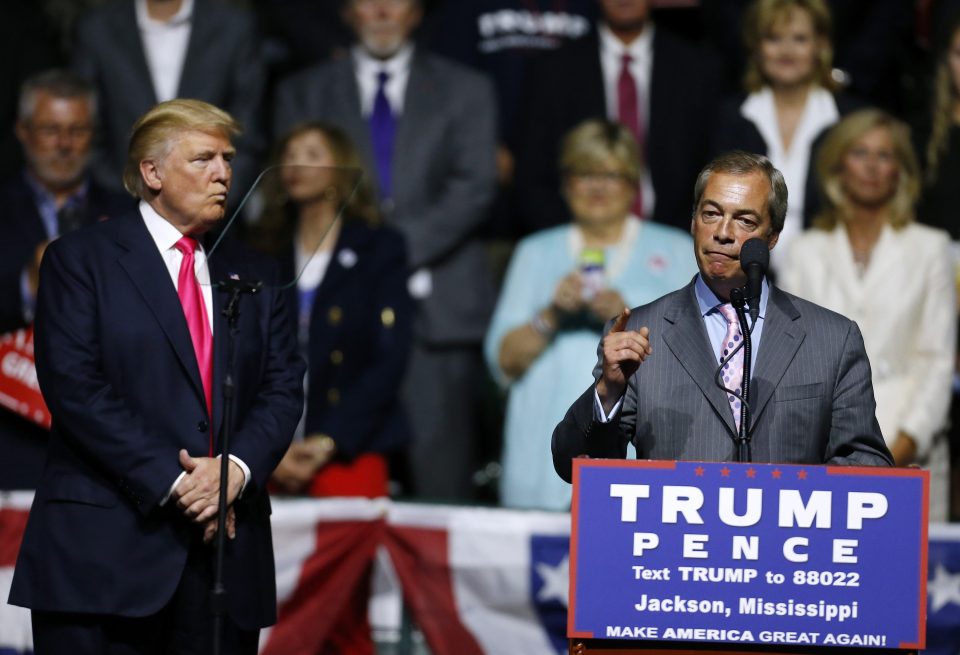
[135, 0, 193, 103]
[140, 201, 251, 499]
[352, 43, 415, 117]
[597, 22, 655, 217]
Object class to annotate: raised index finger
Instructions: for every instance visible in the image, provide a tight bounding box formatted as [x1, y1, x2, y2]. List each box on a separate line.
[610, 306, 631, 333]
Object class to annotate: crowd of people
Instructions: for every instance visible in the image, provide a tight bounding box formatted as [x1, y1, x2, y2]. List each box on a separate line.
[2, 0, 960, 521]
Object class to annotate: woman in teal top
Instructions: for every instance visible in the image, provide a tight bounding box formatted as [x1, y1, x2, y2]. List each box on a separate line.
[485, 120, 697, 510]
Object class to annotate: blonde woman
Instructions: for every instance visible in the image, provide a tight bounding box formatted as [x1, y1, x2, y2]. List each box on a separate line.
[484, 119, 696, 510]
[781, 109, 956, 520]
[712, 0, 862, 271]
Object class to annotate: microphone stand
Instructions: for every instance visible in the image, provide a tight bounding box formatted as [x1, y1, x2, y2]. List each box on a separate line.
[730, 288, 753, 463]
[211, 278, 263, 655]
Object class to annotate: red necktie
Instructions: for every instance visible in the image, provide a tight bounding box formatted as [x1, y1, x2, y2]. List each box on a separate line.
[175, 236, 213, 454]
[617, 52, 644, 218]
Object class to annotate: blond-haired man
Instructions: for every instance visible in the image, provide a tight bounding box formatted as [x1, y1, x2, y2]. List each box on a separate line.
[9, 99, 304, 654]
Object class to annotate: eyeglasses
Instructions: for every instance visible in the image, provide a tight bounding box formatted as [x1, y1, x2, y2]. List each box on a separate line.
[28, 123, 94, 141]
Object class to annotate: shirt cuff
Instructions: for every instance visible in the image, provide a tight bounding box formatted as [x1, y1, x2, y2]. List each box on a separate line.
[594, 388, 624, 423]
[161, 471, 188, 506]
[224, 454, 252, 497]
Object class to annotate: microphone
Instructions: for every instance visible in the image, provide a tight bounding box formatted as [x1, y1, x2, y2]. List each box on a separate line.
[739, 238, 769, 324]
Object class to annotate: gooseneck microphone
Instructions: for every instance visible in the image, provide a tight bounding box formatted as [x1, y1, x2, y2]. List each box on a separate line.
[739, 238, 769, 323]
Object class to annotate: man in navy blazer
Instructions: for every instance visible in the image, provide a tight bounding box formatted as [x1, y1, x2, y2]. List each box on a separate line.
[9, 99, 304, 654]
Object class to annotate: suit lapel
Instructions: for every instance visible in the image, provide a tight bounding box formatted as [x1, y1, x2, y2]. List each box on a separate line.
[178, 0, 210, 97]
[748, 287, 805, 430]
[112, 1, 158, 105]
[661, 284, 738, 436]
[115, 216, 206, 406]
[393, 55, 434, 201]
[333, 61, 376, 190]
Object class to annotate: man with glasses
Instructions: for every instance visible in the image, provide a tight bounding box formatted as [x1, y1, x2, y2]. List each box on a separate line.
[0, 69, 130, 490]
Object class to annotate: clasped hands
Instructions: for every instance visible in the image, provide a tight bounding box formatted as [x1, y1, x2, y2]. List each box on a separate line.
[596, 308, 653, 415]
[171, 449, 244, 544]
[271, 435, 336, 494]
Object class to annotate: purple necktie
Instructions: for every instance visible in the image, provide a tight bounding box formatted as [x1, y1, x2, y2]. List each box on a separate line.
[718, 304, 744, 431]
[369, 70, 395, 201]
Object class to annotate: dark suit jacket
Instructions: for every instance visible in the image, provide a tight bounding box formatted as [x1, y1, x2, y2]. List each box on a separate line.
[280, 221, 414, 459]
[0, 173, 133, 334]
[552, 280, 893, 482]
[72, 0, 266, 197]
[710, 92, 865, 228]
[514, 29, 720, 234]
[273, 50, 498, 344]
[0, 174, 132, 491]
[9, 212, 305, 629]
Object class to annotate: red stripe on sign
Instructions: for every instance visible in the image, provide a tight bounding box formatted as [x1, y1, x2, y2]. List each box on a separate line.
[260, 519, 384, 655]
[384, 526, 484, 655]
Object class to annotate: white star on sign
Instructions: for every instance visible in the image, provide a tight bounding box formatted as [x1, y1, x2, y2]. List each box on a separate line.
[928, 563, 960, 612]
[536, 554, 569, 607]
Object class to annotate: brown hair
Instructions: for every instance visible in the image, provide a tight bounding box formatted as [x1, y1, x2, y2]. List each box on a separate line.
[123, 99, 241, 198]
[814, 109, 920, 230]
[924, 19, 960, 185]
[559, 119, 642, 187]
[742, 0, 838, 93]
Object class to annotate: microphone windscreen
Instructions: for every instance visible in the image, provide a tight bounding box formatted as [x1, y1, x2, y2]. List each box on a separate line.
[740, 238, 769, 273]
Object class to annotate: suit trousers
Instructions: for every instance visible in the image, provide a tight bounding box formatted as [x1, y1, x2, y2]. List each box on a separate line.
[31, 536, 258, 655]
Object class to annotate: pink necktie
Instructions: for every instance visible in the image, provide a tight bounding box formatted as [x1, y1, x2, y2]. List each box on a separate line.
[617, 52, 644, 218]
[175, 236, 213, 454]
[717, 304, 744, 431]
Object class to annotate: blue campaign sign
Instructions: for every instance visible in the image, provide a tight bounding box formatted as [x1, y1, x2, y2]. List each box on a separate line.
[569, 460, 928, 649]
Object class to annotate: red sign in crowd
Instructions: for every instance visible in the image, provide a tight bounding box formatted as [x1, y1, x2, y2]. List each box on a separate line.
[0, 328, 51, 429]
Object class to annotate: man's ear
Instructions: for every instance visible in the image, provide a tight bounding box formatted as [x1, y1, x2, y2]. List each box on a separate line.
[767, 229, 780, 251]
[140, 159, 162, 193]
[14, 120, 28, 147]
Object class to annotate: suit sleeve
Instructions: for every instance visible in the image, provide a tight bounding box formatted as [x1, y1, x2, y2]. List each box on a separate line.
[33, 239, 185, 513]
[552, 321, 635, 483]
[390, 73, 498, 269]
[222, 267, 306, 491]
[824, 321, 894, 466]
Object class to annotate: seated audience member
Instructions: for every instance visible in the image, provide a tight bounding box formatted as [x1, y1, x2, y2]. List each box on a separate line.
[251, 123, 414, 499]
[485, 120, 696, 510]
[274, 0, 498, 501]
[712, 0, 862, 272]
[781, 110, 956, 521]
[0, 69, 130, 491]
[515, 0, 719, 234]
[72, 0, 266, 201]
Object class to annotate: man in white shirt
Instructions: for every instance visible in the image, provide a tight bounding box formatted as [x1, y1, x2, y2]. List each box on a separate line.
[9, 99, 304, 655]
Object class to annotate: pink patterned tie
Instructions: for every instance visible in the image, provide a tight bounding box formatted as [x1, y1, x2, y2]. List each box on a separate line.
[175, 236, 213, 454]
[717, 304, 744, 431]
[617, 53, 644, 218]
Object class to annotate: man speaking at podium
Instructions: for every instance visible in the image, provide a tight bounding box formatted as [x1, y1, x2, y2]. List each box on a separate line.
[9, 99, 305, 654]
[553, 151, 892, 482]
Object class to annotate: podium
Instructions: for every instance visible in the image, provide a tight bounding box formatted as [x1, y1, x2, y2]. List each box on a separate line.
[567, 460, 928, 655]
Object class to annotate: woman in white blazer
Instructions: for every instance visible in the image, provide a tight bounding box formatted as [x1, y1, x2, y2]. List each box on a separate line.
[781, 109, 956, 521]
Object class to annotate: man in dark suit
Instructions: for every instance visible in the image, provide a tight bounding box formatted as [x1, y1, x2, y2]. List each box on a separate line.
[72, 0, 266, 201]
[552, 151, 892, 482]
[0, 69, 131, 490]
[9, 99, 305, 654]
[274, 0, 498, 500]
[515, 0, 719, 233]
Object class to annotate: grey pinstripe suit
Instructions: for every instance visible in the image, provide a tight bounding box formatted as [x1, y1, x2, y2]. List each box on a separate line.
[552, 279, 893, 482]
